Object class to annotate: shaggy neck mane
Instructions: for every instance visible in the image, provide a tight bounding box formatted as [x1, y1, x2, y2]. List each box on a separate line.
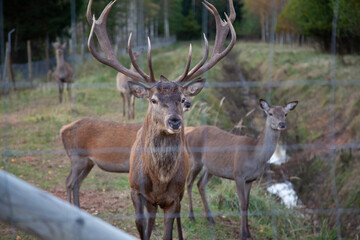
[141, 113, 184, 183]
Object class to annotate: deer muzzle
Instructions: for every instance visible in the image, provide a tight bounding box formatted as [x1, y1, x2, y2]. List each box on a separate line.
[279, 122, 286, 129]
[167, 115, 182, 134]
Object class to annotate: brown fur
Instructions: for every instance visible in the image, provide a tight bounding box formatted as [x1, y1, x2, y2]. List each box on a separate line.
[60, 118, 141, 207]
[128, 79, 204, 240]
[60, 98, 192, 208]
[185, 100, 298, 240]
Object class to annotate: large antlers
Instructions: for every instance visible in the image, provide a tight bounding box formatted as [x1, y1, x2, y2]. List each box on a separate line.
[87, 0, 236, 84]
[175, 0, 236, 83]
[87, 0, 155, 83]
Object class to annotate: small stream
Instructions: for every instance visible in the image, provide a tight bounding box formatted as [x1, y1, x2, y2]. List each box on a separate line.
[267, 144, 299, 208]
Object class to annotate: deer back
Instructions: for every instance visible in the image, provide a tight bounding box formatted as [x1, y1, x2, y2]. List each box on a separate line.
[61, 118, 141, 169]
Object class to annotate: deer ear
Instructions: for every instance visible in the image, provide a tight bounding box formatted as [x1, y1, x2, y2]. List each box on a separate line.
[183, 78, 206, 97]
[285, 101, 298, 112]
[259, 99, 270, 112]
[52, 43, 58, 48]
[128, 81, 151, 99]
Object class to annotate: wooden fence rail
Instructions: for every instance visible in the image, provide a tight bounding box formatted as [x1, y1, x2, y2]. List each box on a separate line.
[0, 169, 138, 240]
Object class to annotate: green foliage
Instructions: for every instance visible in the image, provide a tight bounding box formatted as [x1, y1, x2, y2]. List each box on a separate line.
[237, 3, 260, 38]
[278, 0, 360, 53]
[177, 12, 202, 40]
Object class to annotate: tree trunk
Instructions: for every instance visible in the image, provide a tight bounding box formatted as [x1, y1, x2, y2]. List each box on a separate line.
[27, 40, 32, 87]
[70, 0, 77, 54]
[261, 15, 266, 42]
[45, 35, 50, 73]
[137, 0, 144, 46]
[164, 0, 170, 40]
[128, 0, 137, 46]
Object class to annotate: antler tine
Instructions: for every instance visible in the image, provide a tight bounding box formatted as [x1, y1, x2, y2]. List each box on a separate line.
[186, 34, 209, 80]
[87, 0, 147, 82]
[179, 0, 236, 82]
[176, 34, 209, 83]
[215, 13, 236, 60]
[127, 33, 152, 82]
[175, 44, 193, 82]
[86, 0, 94, 25]
[203, 0, 235, 56]
[147, 37, 155, 82]
[228, 0, 236, 23]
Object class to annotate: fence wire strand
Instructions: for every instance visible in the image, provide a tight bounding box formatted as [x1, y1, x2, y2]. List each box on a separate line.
[1, 1, 359, 239]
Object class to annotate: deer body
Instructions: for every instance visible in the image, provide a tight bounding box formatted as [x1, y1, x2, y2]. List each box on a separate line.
[116, 51, 141, 119]
[61, 118, 141, 206]
[128, 79, 205, 240]
[186, 99, 298, 240]
[52, 43, 73, 103]
[61, 98, 192, 207]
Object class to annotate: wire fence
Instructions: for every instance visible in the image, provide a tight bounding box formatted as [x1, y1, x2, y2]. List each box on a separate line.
[1, 0, 360, 239]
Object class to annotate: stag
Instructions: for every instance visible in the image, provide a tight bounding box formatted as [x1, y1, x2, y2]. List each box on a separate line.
[52, 42, 74, 103]
[87, 0, 236, 239]
[61, 100, 191, 207]
[185, 99, 298, 240]
[116, 50, 142, 119]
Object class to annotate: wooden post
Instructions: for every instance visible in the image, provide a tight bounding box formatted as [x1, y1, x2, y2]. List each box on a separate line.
[1, 42, 8, 94]
[0, 170, 137, 240]
[45, 35, 50, 73]
[5, 42, 15, 91]
[27, 40, 33, 87]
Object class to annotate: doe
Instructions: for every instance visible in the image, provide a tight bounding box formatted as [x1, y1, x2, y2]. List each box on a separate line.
[186, 99, 298, 240]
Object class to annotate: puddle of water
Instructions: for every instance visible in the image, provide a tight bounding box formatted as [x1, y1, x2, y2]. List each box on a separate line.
[267, 144, 300, 208]
[267, 181, 298, 208]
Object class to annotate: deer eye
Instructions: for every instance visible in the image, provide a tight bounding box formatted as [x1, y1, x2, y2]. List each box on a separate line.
[151, 99, 157, 104]
[285, 113, 288, 117]
[181, 98, 185, 103]
[269, 112, 273, 116]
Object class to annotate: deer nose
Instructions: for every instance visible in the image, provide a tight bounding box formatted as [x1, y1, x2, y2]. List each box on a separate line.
[168, 116, 182, 129]
[184, 102, 191, 109]
[279, 122, 286, 129]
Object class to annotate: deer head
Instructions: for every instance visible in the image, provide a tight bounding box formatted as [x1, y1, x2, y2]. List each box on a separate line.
[259, 99, 298, 131]
[129, 76, 205, 134]
[86, 0, 236, 133]
[52, 42, 67, 57]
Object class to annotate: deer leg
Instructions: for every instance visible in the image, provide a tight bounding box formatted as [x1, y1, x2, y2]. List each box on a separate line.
[120, 92, 126, 117]
[244, 182, 252, 238]
[144, 200, 157, 240]
[66, 169, 73, 203]
[186, 162, 203, 222]
[67, 82, 72, 102]
[131, 190, 146, 240]
[58, 82, 64, 103]
[175, 200, 184, 240]
[126, 94, 131, 120]
[163, 199, 180, 240]
[73, 161, 94, 207]
[131, 94, 135, 119]
[65, 156, 91, 207]
[235, 177, 251, 240]
[197, 169, 215, 225]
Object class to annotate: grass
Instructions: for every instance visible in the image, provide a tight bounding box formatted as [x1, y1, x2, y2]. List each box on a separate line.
[2, 40, 360, 239]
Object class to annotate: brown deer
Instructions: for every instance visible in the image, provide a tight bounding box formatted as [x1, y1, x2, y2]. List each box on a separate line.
[61, 100, 191, 207]
[116, 50, 141, 119]
[52, 42, 74, 103]
[86, 0, 235, 239]
[185, 99, 298, 240]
